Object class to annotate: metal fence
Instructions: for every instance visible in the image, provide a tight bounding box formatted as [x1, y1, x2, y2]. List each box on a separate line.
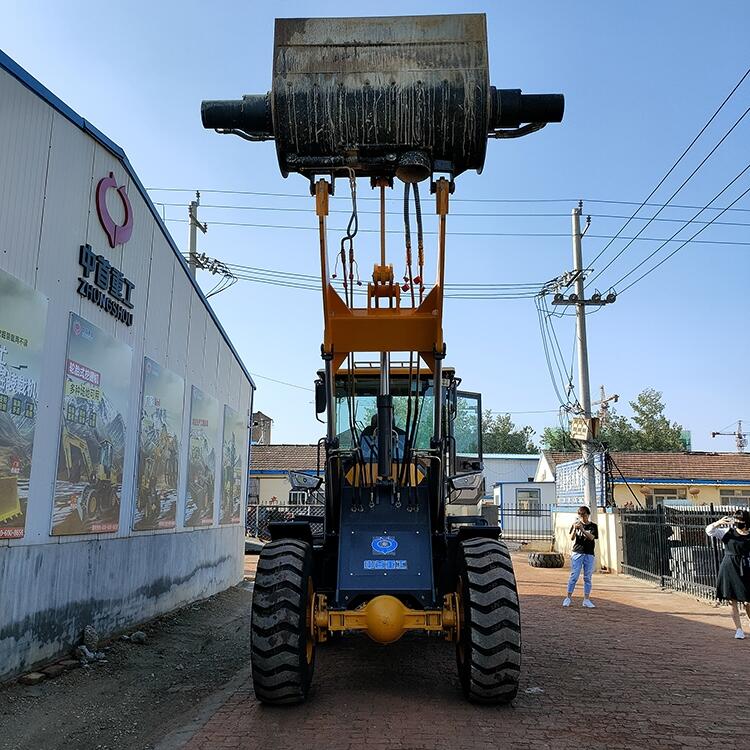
[246, 504, 326, 541]
[620, 505, 747, 600]
[499, 504, 555, 542]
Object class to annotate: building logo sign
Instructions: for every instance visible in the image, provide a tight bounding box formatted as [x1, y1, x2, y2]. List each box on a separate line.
[77, 244, 135, 326]
[76, 172, 137, 326]
[96, 172, 133, 248]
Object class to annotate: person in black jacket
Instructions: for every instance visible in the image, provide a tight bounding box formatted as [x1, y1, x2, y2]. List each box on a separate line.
[563, 506, 599, 608]
[706, 509, 750, 639]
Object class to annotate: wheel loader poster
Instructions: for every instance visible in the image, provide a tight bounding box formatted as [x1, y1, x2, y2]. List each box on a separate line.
[220, 405, 246, 524]
[133, 357, 184, 531]
[52, 313, 131, 535]
[185, 386, 218, 528]
[0, 269, 48, 538]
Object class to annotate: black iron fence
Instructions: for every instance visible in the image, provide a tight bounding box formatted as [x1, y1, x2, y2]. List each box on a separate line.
[620, 504, 747, 600]
[246, 503, 326, 541]
[499, 504, 555, 542]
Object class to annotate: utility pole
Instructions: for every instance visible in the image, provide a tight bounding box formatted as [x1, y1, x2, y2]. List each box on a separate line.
[711, 420, 748, 453]
[571, 205, 598, 521]
[551, 203, 617, 527]
[188, 191, 207, 279]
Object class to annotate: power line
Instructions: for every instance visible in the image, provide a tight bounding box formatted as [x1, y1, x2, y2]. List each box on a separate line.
[587, 102, 750, 286]
[147, 187, 750, 212]
[585, 67, 750, 275]
[165, 218, 750, 245]
[615, 173, 750, 293]
[221, 261, 544, 289]
[154, 201, 750, 228]
[248, 371, 314, 392]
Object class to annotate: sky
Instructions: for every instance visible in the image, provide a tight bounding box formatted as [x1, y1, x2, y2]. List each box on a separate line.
[2, 1, 749, 451]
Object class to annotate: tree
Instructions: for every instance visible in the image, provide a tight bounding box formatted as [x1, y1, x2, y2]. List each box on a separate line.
[540, 426, 574, 451]
[628, 388, 684, 451]
[482, 411, 537, 454]
[540, 388, 685, 453]
[598, 410, 638, 451]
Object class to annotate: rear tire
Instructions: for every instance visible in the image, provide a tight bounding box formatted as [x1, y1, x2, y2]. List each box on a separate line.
[527, 551, 565, 568]
[250, 539, 315, 704]
[456, 537, 521, 704]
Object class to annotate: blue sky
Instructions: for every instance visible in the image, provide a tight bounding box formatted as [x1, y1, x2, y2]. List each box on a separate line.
[2, 1, 748, 450]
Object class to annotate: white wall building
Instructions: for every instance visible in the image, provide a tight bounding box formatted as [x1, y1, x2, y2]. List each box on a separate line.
[0, 52, 254, 679]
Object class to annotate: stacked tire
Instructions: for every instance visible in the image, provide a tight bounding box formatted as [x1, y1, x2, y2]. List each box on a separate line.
[527, 551, 565, 568]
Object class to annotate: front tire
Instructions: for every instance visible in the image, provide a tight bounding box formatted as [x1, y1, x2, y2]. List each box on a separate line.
[250, 539, 315, 704]
[456, 537, 521, 704]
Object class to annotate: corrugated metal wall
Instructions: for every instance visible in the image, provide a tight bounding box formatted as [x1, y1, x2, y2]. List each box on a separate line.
[0, 63, 254, 678]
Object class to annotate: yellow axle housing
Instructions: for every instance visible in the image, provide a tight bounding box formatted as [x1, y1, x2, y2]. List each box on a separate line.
[313, 593, 460, 645]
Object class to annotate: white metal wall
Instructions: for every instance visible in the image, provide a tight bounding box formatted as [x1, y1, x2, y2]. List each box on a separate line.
[0, 65, 254, 678]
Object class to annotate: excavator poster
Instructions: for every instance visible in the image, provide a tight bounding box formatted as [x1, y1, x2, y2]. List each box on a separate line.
[185, 385, 219, 528]
[220, 405, 246, 525]
[133, 357, 184, 531]
[52, 313, 131, 535]
[0, 268, 48, 539]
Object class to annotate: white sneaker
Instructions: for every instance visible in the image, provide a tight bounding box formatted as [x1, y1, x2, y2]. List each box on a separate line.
[735, 628, 745, 639]
[562, 597, 572, 607]
[582, 599, 596, 608]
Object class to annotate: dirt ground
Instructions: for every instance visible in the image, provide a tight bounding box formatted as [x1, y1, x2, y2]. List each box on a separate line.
[0, 573, 255, 750]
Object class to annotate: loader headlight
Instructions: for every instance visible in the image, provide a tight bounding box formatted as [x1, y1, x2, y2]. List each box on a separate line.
[448, 471, 483, 492]
[288, 471, 323, 491]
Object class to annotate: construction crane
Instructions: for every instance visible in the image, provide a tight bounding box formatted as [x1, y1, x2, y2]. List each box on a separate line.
[711, 420, 748, 453]
[201, 13, 564, 705]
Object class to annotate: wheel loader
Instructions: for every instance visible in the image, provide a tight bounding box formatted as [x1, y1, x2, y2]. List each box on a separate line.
[201, 13, 564, 704]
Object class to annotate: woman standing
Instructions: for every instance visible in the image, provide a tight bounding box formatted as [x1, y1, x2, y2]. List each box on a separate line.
[706, 509, 750, 639]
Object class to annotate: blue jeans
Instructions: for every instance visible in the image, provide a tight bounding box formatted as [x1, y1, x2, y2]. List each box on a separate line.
[567, 552, 594, 597]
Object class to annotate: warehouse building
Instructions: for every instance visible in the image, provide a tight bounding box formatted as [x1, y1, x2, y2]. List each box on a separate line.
[0, 51, 254, 679]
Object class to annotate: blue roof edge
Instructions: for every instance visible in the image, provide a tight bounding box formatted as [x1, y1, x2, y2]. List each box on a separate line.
[0, 48, 255, 391]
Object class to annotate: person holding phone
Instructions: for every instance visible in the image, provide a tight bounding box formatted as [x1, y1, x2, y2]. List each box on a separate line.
[706, 509, 750, 639]
[563, 505, 598, 608]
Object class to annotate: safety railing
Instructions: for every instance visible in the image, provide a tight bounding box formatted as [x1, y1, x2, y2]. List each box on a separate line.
[620, 504, 748, 600]
[246, 503, 326, 541]
[498, 504, 555, 542]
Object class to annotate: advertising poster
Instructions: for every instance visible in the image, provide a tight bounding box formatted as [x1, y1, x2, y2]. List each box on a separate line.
[0, 269, 48, 539]
[220, 405, 246, 525]
[133, 357, 184, 531]
[52, 313, 131, 535]
[185, 386, 218, 528]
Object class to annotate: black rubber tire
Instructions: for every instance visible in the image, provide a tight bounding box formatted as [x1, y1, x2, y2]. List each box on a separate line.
[527, 551, 565, 569]
[456, 537, 521, 704]
[250, 539, 315, 704]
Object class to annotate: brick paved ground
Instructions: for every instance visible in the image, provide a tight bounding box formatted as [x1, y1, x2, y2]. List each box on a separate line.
[160, 553, 749, 750]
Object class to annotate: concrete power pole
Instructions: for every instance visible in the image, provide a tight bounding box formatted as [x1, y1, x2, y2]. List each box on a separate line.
[188, 191, 207, 279]
[571, 205, 598, 523]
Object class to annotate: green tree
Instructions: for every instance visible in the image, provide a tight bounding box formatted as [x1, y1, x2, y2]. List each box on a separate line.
[628, 388, 684, 451]
[540, 425, 573, 451]
[540, 388, 685, 452]
[482, 411, 537, 454]
[599, 409, 638, 450]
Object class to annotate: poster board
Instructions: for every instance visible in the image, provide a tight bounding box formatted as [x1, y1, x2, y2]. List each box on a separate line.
[52, 313, 131, 535]
[133, 357, 184, 531]
[0, 269, 48, 538]
[185, 386, 219, 528]
[220, 405, 246, 524]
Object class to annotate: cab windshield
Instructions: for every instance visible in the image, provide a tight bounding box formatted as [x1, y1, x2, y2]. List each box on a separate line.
[335, 376, 434, 453]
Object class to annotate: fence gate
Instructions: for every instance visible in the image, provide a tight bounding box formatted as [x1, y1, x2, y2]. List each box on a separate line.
[499, 504, 555, 543]
[246, 503, 325, 541]
[621, 505, 746, 600]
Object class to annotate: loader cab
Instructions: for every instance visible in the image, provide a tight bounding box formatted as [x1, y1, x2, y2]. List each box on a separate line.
[328, 366, 482, 478]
